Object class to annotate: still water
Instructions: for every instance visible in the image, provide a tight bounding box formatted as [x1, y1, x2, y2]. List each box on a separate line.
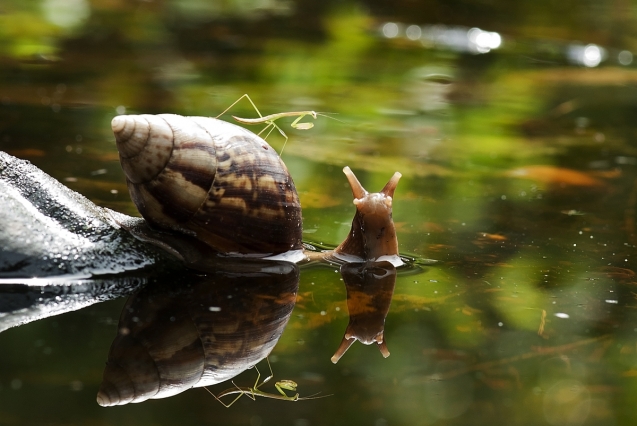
[2, 0, 637, 425]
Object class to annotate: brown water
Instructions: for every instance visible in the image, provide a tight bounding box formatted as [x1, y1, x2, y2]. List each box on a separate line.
[2, 1, 637, 425]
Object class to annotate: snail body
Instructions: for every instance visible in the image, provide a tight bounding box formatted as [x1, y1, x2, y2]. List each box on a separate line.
[112, 114, 401, 265]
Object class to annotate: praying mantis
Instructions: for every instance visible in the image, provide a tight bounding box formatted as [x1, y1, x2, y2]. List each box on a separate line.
[215, 94, 339, 152]
[204, 358, 330, 407]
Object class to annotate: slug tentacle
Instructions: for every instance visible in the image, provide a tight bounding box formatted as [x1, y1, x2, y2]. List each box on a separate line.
[381, 172, 402, 198]
[343, 166, 368, 200]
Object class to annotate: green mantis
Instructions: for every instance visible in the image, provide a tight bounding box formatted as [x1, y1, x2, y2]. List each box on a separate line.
[215, 94, 339, 152]
[205, 358, 329, 407]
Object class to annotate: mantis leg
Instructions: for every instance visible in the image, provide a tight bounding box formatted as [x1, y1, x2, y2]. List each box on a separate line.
[258, 358, 275, 388]
[256, 121, 288, 154]
[274, 381, 300, 401]
[204, 385, 246, 408]
[261, 119, 287, 142]
[257, 122, 281, 141]
[290, 113, 315, 130]
[216, 94, 264, 119]
[279, 112, 314, 154]
[217, 94, 287, 142]
[276, 126, 289, 154]
[245, 367, 264, 401]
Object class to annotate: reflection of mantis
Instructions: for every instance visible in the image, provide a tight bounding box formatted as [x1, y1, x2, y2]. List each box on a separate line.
[216, 94, 338, 152]
[205, 358, 330, 407]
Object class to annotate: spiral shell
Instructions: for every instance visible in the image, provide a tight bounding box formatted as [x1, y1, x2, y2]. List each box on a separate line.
[112, 114, 303, 255]
[97, 260, 299, 406]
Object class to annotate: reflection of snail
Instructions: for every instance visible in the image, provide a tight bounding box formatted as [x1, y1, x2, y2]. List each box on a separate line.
[112, 114, 402, 265]
[97, 259, 299, 406]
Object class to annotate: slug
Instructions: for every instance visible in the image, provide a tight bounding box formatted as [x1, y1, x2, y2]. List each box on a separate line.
[330, 166, 402, 266]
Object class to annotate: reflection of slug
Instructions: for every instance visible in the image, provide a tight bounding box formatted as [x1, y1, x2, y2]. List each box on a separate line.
[331, 261, 397, 363]
[112, 115, 402, 266]
[96, 259, 299, 406]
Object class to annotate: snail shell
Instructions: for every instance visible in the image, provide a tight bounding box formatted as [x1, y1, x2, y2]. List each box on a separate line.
[112, 114, 302, 255]
[97, 259, 299, 406]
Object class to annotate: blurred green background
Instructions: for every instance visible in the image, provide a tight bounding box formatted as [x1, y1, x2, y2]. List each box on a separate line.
[3, 0, 637, 425]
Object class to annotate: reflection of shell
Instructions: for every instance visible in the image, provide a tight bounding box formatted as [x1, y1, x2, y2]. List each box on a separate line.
[331, 261, 396, 363]
[97, 260, 299, 406]
[112, 114, 303, 255]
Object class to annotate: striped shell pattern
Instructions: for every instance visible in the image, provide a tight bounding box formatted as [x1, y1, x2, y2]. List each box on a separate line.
[112, 114, 303, 255]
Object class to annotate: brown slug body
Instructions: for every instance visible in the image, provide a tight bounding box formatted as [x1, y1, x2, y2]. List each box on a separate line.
[112, 114, 401, 264]
[112, 114, 302, 256]
[332, 167, 402, 266]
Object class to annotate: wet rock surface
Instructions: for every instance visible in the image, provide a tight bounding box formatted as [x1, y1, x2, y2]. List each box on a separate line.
[0, 152, 183, 331]
[0, 151, 171, 279]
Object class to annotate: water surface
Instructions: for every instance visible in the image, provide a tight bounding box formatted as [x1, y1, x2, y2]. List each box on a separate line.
[2, 1, 637, 425]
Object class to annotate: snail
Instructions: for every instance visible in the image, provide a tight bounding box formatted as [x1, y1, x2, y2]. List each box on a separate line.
[111, 114, 403, 265]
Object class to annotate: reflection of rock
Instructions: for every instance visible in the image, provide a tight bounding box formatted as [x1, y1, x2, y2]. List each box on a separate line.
[0, 276, 147, 333]
[97, 259, 299, 406]
[331, 261, 396, 363]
